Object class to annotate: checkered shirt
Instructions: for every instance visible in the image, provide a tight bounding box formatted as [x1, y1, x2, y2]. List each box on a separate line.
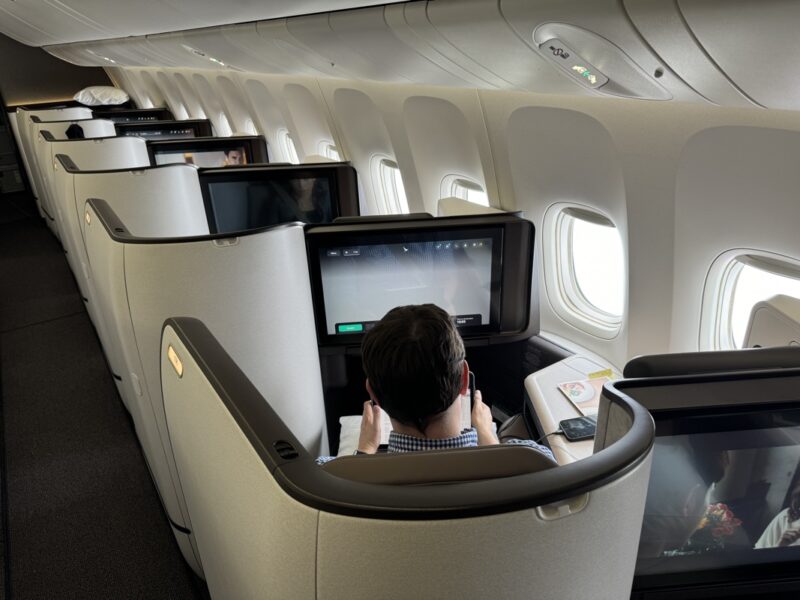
[316, 427, 554, 464]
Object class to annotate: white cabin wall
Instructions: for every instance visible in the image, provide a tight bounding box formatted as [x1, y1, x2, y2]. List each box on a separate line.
[109, 65, 800, 368]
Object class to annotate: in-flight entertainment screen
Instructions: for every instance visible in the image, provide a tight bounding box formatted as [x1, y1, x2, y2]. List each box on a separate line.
[204, 177, 335, 233]
[119, 127, 196, 139]
[104, 115, 160, 123]
[154, 146, 248, 167]
[636, 404, 800, 586]
[315, 228, 503, 338]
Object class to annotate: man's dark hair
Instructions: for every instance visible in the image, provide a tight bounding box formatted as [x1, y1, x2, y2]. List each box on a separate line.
[362, 304, 465, 432]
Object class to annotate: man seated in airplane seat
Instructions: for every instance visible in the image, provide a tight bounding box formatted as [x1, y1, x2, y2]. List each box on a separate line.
[316, 304, 555, 464]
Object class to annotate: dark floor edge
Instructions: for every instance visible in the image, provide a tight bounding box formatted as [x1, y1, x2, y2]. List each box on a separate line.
[0, 309, 87, 335]
[0, 333, 12, 600]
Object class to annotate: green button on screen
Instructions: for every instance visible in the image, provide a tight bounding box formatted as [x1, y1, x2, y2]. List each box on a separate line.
[337, 323, 364, 333]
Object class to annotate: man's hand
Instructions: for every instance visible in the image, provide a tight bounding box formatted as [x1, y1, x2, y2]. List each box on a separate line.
[472, 390, 499, 446]
[778, 528, 800, 547]
[357, 401, 382, 454]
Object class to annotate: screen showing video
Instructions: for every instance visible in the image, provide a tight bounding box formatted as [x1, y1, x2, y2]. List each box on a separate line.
[206, 177, 333, 233]
[154, 147, 247, 168]
[318, 233, 499, 336]
[120, 128, 196, 139]
[637, 407, 800, 578]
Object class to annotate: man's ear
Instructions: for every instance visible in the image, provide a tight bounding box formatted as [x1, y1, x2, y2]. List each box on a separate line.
[459, 360, 469, 395]
[365, 379, 379, 406]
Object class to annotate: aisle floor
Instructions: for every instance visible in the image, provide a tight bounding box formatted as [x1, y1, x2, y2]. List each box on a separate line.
[0, 194, 208, 599]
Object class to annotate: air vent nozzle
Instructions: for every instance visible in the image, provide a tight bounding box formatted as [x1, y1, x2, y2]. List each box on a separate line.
[273, 440, 299, 460]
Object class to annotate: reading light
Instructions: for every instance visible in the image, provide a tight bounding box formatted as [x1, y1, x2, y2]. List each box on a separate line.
[85, 211, 91, 225]
[540, 38, 608, 89]
[167, 345, 184, 378]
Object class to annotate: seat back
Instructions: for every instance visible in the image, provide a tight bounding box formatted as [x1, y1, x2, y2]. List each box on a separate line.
[83, 202, 327, 578]
[322, 444, 557, 485]
[38, 135, 148, 238]
[16, 106, 92, 214]
[161, 316, 654, 600]
[75, 164, 208, 412]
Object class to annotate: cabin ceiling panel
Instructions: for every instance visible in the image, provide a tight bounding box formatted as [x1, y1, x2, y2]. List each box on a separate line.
[255, 19, 352, 78]
[181, 24, 293, 74]
[500, 0, 698, 102]
[36, 0, 800, 109]
[427, 0, 580, 95]
[678, 0, 800, 110]
[329, 7, 473, 88]
[0, 0, 407, 46]
[623, 0, 758, 107]
[286, 12, 399, 82]
[400, 2, 511, 89]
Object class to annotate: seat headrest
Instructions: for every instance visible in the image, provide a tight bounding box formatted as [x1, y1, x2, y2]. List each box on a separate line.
[321, 444, 557, 485]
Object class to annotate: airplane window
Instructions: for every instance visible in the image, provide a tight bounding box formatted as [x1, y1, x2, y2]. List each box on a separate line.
[546, 206, 625, 337]
[446, 176, 489, 207]
[320, 142, 340, 161]
[375, 158, 409, 214]
[729, 262, 800, 348]
[278, 129, 300, 164]
[242, 119, 258, 136]
[217, 112, 233, 137]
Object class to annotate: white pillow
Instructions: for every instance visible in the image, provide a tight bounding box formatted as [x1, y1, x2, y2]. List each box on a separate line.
[73, 86, 130, 106]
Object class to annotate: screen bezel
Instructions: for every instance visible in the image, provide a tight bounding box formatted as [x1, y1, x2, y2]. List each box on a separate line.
[146, 136, 269, 167]
[607, 370, 800, 597]
[198, 164, 359, 234]
[114, 119, 213, 139]
[636, 401, 800, 595]
[306, 214, 536, 348]
[92, 107, 173, 122]
[312, 226, 504, 340]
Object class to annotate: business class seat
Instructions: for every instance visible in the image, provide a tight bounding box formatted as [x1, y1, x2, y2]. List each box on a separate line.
[68, 162, 207, 414]
[15, 106, 93, 216]
[159, 315, 654, 600]
[82, 202, 327, 578]
[40, 135, 149, 238]
[31, 122, 117, 235]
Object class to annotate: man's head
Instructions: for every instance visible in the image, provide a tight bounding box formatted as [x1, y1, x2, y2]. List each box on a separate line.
[224, 149, 243, 165]
[362, 304, 466, 432]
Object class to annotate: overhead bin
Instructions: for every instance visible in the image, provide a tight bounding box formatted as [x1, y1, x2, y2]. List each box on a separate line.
[41, 0, 716, 104]
[160, 315, 653, 599]
[178, 24, 293, 74]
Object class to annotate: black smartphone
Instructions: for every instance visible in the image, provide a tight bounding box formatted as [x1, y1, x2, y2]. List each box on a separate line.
[558, 415, 597, 441]
[461, 371, 477, 431]
[468, 371, 476, 402]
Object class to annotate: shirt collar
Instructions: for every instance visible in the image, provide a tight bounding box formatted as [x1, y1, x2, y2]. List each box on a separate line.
[387, 428, 478, 453]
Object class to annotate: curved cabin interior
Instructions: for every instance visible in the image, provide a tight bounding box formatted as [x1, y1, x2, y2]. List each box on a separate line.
[2, 1, 800, 598]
